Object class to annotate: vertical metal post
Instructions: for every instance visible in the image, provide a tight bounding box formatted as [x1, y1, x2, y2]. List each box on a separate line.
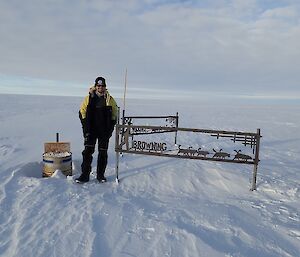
[56, 133, 59, 142]
[251, 128, 261, 191]
[175, 112, 179, 145]
[123, 68, 128, 112]
[115, 107, 121, 183]
[121, 109, 126, 157]
[122, 110, 125, 126]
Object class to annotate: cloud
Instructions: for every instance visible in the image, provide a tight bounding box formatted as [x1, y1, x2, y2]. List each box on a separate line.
[0, 0, 300, 98]
[261, 6, 298, 19]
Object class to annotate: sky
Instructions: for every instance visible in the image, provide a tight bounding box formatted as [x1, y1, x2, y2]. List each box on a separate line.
[0, 0, 300, 100]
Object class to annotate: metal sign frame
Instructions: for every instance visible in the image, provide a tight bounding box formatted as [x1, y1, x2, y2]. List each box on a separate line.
[115, 111, 261, 191]
[122, 111, 179, 144]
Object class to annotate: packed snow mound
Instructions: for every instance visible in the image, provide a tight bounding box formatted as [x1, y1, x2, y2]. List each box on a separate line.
[51, 169, 66, 178]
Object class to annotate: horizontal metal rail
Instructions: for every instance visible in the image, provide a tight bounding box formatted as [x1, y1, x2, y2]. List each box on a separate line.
[116, 149, 255, 165]
[117, 124, 258, 137]
[124, 115, 178, 119]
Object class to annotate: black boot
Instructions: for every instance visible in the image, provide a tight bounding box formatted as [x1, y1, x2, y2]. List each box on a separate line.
[75, 174, 89, 183]
[97, 176, 107, 183]
[77, 145, 95, 183]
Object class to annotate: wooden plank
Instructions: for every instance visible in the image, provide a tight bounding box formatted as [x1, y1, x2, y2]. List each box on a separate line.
[44, 142, 70, 153]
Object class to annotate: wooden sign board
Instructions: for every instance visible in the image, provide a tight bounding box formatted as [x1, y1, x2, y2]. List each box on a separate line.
[44, 142, 70, 153]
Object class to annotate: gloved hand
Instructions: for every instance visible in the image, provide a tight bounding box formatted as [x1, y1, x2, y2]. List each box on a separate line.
[79, 115, 88, 137]
[108, 120, 116, 138]
[84, 133, 92, 144]
[83, 125, 88, 137]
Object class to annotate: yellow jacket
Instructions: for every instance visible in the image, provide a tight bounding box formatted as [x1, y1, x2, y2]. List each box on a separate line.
[79, 89, 118, 121]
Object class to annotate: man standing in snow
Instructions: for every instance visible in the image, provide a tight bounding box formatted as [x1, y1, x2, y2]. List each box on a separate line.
[76, 76, 118, 183]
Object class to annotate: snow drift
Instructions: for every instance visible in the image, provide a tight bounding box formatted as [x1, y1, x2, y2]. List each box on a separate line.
[0, 94, 299, 257]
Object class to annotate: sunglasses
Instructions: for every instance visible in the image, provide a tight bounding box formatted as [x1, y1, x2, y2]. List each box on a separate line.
[96, 83, 106, 87]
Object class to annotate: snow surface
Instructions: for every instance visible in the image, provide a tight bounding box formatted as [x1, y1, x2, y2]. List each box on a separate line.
[0, 94, 299, 257]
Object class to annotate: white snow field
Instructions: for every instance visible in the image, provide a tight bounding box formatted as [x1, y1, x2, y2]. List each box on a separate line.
[0, 94, 299, 257]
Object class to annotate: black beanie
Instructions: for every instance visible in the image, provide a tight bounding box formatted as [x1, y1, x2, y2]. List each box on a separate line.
[95, 77, 106, 86]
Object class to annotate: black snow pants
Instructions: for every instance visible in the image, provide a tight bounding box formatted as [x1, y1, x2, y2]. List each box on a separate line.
[81, 135, 109, 179]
